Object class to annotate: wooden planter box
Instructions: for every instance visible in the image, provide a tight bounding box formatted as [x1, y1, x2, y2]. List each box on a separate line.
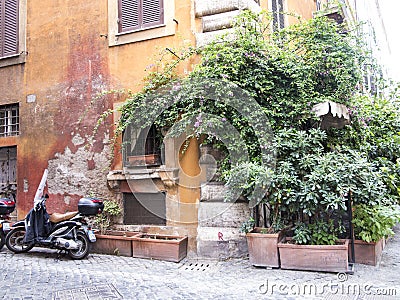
[246, 227, 284, 268]
[92, 231, 138, 257]
[278, 237, 349, 273]
[350, 238, 385, 266]
[128, 154, 159, 166]
[132, 233, 188, 262]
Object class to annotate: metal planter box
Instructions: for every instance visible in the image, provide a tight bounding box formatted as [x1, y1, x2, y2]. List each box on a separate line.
[351, 238, 385, 266]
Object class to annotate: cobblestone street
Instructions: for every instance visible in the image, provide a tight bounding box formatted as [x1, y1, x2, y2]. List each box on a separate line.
[1, 225, 399, 300]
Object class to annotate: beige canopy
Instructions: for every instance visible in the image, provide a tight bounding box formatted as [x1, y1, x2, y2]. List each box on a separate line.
[312, 101, 350, 129]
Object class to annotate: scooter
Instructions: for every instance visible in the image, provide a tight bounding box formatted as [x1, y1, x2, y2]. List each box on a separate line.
[6, 195, 104, 259]
[0, 184, 16, 251]
[0, 197, 16, 251]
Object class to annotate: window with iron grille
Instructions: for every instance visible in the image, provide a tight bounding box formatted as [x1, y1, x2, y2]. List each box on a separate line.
[0, 104, 19, 137]
[118, 0, 164, 33]
[0, 0, 19, 58]
[271, 0, 285, 32]
[123, 124, 162, 167]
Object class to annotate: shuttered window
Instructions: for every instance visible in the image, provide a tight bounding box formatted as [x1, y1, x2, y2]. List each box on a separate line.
[272, 0, 285, 32]
[0, 0, 19, 58]
[118, 0, 164, 33]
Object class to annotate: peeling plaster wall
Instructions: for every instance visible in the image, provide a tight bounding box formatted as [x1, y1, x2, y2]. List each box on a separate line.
[46, 133, 112, 208]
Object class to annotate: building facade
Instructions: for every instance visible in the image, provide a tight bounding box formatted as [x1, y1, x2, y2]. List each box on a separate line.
[316, 0, 391, 94]
[1, 0, 321, 256]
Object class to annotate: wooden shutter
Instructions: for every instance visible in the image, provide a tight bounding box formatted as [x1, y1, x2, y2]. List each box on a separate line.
[119, 0, 140, 32]
[0, 0, 19, 57]
[272, 0, 278, 32]
[118, 0, 164, 33]
[272, 0, 284, 32]
[142, 0, 164, 28]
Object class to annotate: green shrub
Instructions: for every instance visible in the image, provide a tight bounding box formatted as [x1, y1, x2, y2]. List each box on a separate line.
[95, 200, 122, 234]
[352, 204, 400, 243]
[293, 220, 345, 245]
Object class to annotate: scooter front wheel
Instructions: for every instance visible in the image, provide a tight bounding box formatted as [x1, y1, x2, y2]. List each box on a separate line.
[68, 231, 90, 260]
[6, 227, 34, 253]
[0, 230, 5, 251]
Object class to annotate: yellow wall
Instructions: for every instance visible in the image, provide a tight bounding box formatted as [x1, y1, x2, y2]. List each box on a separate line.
[261, 0, 316, 26]
[287, 0, 317, 24]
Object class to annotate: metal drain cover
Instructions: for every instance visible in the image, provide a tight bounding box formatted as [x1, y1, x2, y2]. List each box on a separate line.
[179, 261, 219, 273]
[52, 284, 122, 300]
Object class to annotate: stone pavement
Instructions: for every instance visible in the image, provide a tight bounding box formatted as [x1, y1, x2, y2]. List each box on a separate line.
[1, 225, 399, 300]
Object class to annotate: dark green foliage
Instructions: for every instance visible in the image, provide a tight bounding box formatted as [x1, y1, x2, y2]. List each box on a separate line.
[104, 10, 399, 244]
[293, 220, 345, 245]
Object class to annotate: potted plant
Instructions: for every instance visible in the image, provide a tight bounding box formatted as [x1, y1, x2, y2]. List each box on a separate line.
[242, 216, 286, 268]
[131, 233, 188, 262]
[226, 162, 288, 268]
[92, 200, 138, 257]
[272, 137, 362, 273]
[351, 204, 400, 265]
[278, 219, 349, 273]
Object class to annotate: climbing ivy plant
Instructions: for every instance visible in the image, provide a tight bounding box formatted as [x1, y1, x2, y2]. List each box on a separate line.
[95, 10, 399, 242]
[115, 11, 368, 162]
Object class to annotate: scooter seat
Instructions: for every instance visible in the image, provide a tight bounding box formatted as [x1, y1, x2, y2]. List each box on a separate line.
[49, 211, 79, 223]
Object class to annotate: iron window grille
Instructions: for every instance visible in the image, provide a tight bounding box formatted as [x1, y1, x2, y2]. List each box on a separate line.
[0, 104, 19, 137]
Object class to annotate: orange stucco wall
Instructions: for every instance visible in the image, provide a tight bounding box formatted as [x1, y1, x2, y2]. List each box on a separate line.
[0, 0, 316, 225]
[1, 1, 118, 218]
[261, 0, 316, 25]
[0, 0, 199, 220]
[287, 0, 317, 24]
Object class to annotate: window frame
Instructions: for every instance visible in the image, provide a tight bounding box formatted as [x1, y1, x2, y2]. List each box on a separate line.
[122, 124, 162, 167]
[0, 103, 20, 138]
[271, 0, 285, 32]
[0, 0, 27, 67]
[108, 0, 175, 47]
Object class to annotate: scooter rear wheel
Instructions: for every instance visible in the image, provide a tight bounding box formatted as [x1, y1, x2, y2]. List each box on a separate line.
[6, 227, 34, 253]
[68, 231, 90, 260]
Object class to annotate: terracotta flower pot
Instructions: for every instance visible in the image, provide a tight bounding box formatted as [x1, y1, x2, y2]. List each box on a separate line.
[278, 237, 349, 273]
[246, 227, 284, 268]
[131, 233, 188, 262]
[128, 154, 159, 166]
[92, 230, 139, 257]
